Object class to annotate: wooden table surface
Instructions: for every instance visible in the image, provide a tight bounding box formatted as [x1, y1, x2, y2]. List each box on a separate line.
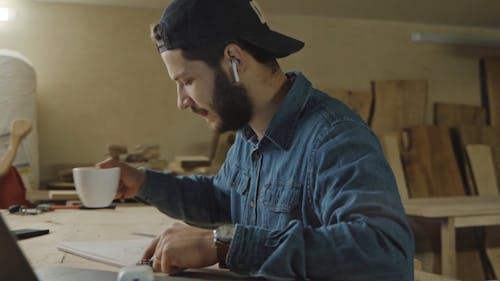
[2, 205, 174, 272]
[2, 204, 459, 280]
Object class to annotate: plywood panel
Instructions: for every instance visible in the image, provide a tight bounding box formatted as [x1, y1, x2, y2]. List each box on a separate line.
[371, 80, 427, 136]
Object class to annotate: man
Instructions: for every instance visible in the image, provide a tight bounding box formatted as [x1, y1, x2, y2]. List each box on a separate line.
[98, 0, 414, 280]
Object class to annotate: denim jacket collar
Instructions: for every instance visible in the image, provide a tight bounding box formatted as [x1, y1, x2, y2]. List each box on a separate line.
[241, 71, 313, 150]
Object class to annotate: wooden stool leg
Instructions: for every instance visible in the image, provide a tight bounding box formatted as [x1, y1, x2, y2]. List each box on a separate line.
[441, 218, 456, 278]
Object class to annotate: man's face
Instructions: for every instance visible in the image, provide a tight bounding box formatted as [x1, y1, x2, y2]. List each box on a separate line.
[161, 49, 252, 133]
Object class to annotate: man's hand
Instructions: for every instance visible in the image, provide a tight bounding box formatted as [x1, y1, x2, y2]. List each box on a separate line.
[142, 223, 217, 274]
[95, 158, 145, 201]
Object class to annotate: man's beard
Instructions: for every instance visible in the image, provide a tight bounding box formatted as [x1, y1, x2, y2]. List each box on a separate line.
[211, 66, 253, 133]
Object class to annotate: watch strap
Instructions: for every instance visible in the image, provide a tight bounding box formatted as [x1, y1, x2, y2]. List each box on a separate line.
[215, 239, 230, 268]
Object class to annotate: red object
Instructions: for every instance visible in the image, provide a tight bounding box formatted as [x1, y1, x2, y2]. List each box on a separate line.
[0, 166, 31, 209]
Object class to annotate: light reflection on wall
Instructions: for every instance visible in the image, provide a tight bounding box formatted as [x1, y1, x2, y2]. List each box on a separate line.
[0, 7, 14, 22]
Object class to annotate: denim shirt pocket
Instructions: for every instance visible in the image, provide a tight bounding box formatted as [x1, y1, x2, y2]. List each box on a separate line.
[260, 181, 301, 229]
[231, 172, 250, 195]
[229, 171, 251, 224]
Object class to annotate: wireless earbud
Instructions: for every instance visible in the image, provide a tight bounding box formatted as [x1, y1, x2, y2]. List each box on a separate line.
[230, 58, 240, 82]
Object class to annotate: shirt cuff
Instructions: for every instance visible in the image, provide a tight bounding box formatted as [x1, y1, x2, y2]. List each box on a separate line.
[226, 224, 273, 273]
[135, 169, 171, 203]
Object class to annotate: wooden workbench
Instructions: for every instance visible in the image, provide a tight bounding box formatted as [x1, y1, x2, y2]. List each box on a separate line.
[403, 196, 500, 278]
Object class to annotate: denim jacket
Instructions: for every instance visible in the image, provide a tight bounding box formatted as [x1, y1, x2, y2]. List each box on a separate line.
[137, 72, 414, 281]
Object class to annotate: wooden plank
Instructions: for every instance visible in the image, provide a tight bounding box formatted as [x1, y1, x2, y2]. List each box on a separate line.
[434, 102, 486, 127]
[381, 133, 409, 200]
[457, 126, 500, 195]
[466, 145, 498, 196]
[457, 126, 500, 148]
[371, 80, 427, 136]
[326, 89, 373, 123]
[481, 58, 500, 127]
[402, 126, 465, 198]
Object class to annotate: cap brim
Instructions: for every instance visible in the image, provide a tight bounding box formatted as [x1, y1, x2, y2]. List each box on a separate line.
[243, 30, 304, 58]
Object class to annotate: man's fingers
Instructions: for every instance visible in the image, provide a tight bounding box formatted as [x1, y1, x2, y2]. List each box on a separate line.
[95, 157, 118, 169]
[114, 182, 127, 199]
[168, 266, 184, 276]
[153, 254, 181, 275]
[142, 237, 159, 260]
[161, 255, 178, 275]
[152, 254, 162, 272]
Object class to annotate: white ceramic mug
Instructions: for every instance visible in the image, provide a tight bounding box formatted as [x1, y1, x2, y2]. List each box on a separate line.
[72, 167, 120, 208]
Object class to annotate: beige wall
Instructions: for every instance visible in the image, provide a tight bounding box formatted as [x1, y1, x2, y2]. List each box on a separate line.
[1, 0, 499, 185]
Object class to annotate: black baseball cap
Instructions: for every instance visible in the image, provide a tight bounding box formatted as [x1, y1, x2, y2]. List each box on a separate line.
[154, 0, 304, 58]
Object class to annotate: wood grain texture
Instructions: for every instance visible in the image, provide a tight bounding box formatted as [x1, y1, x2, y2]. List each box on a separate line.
[326, 89, 373, 123]
[481, 58, 500, 127]
[402, 126, 465, 198]
[371, 80, 427, 136]
[381, 133, 409, 200]
[466, 145, 498, 196]
[434, 103, 486, 127]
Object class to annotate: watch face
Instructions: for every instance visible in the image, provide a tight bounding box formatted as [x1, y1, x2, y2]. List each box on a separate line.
[216, 225, 235, 242]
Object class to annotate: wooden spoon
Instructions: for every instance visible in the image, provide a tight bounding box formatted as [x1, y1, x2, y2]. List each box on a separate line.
[0, 120, 33, 177]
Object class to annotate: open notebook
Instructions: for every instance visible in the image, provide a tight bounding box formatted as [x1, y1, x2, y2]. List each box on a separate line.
[56, 238, 153, 267]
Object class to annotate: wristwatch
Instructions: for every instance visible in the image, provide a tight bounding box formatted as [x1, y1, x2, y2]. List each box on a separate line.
[213, 224, 235, 268]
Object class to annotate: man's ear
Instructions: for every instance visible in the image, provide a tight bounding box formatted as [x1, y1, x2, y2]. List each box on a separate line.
[224, 43, 243, 63]
[224, 43, 246, 78]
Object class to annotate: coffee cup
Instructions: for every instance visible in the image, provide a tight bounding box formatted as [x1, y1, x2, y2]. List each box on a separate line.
[72, 167, 120, 208]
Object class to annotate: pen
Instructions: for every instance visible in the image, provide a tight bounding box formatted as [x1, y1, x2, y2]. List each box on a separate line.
[136, 258, 153, 266]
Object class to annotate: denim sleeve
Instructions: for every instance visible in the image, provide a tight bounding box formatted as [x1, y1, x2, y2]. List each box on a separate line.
[226, 122, 414, 281]
[136, 170, 231, 227]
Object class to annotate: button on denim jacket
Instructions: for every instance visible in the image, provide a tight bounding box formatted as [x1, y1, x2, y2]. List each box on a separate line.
[138, 72, 414, 281]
